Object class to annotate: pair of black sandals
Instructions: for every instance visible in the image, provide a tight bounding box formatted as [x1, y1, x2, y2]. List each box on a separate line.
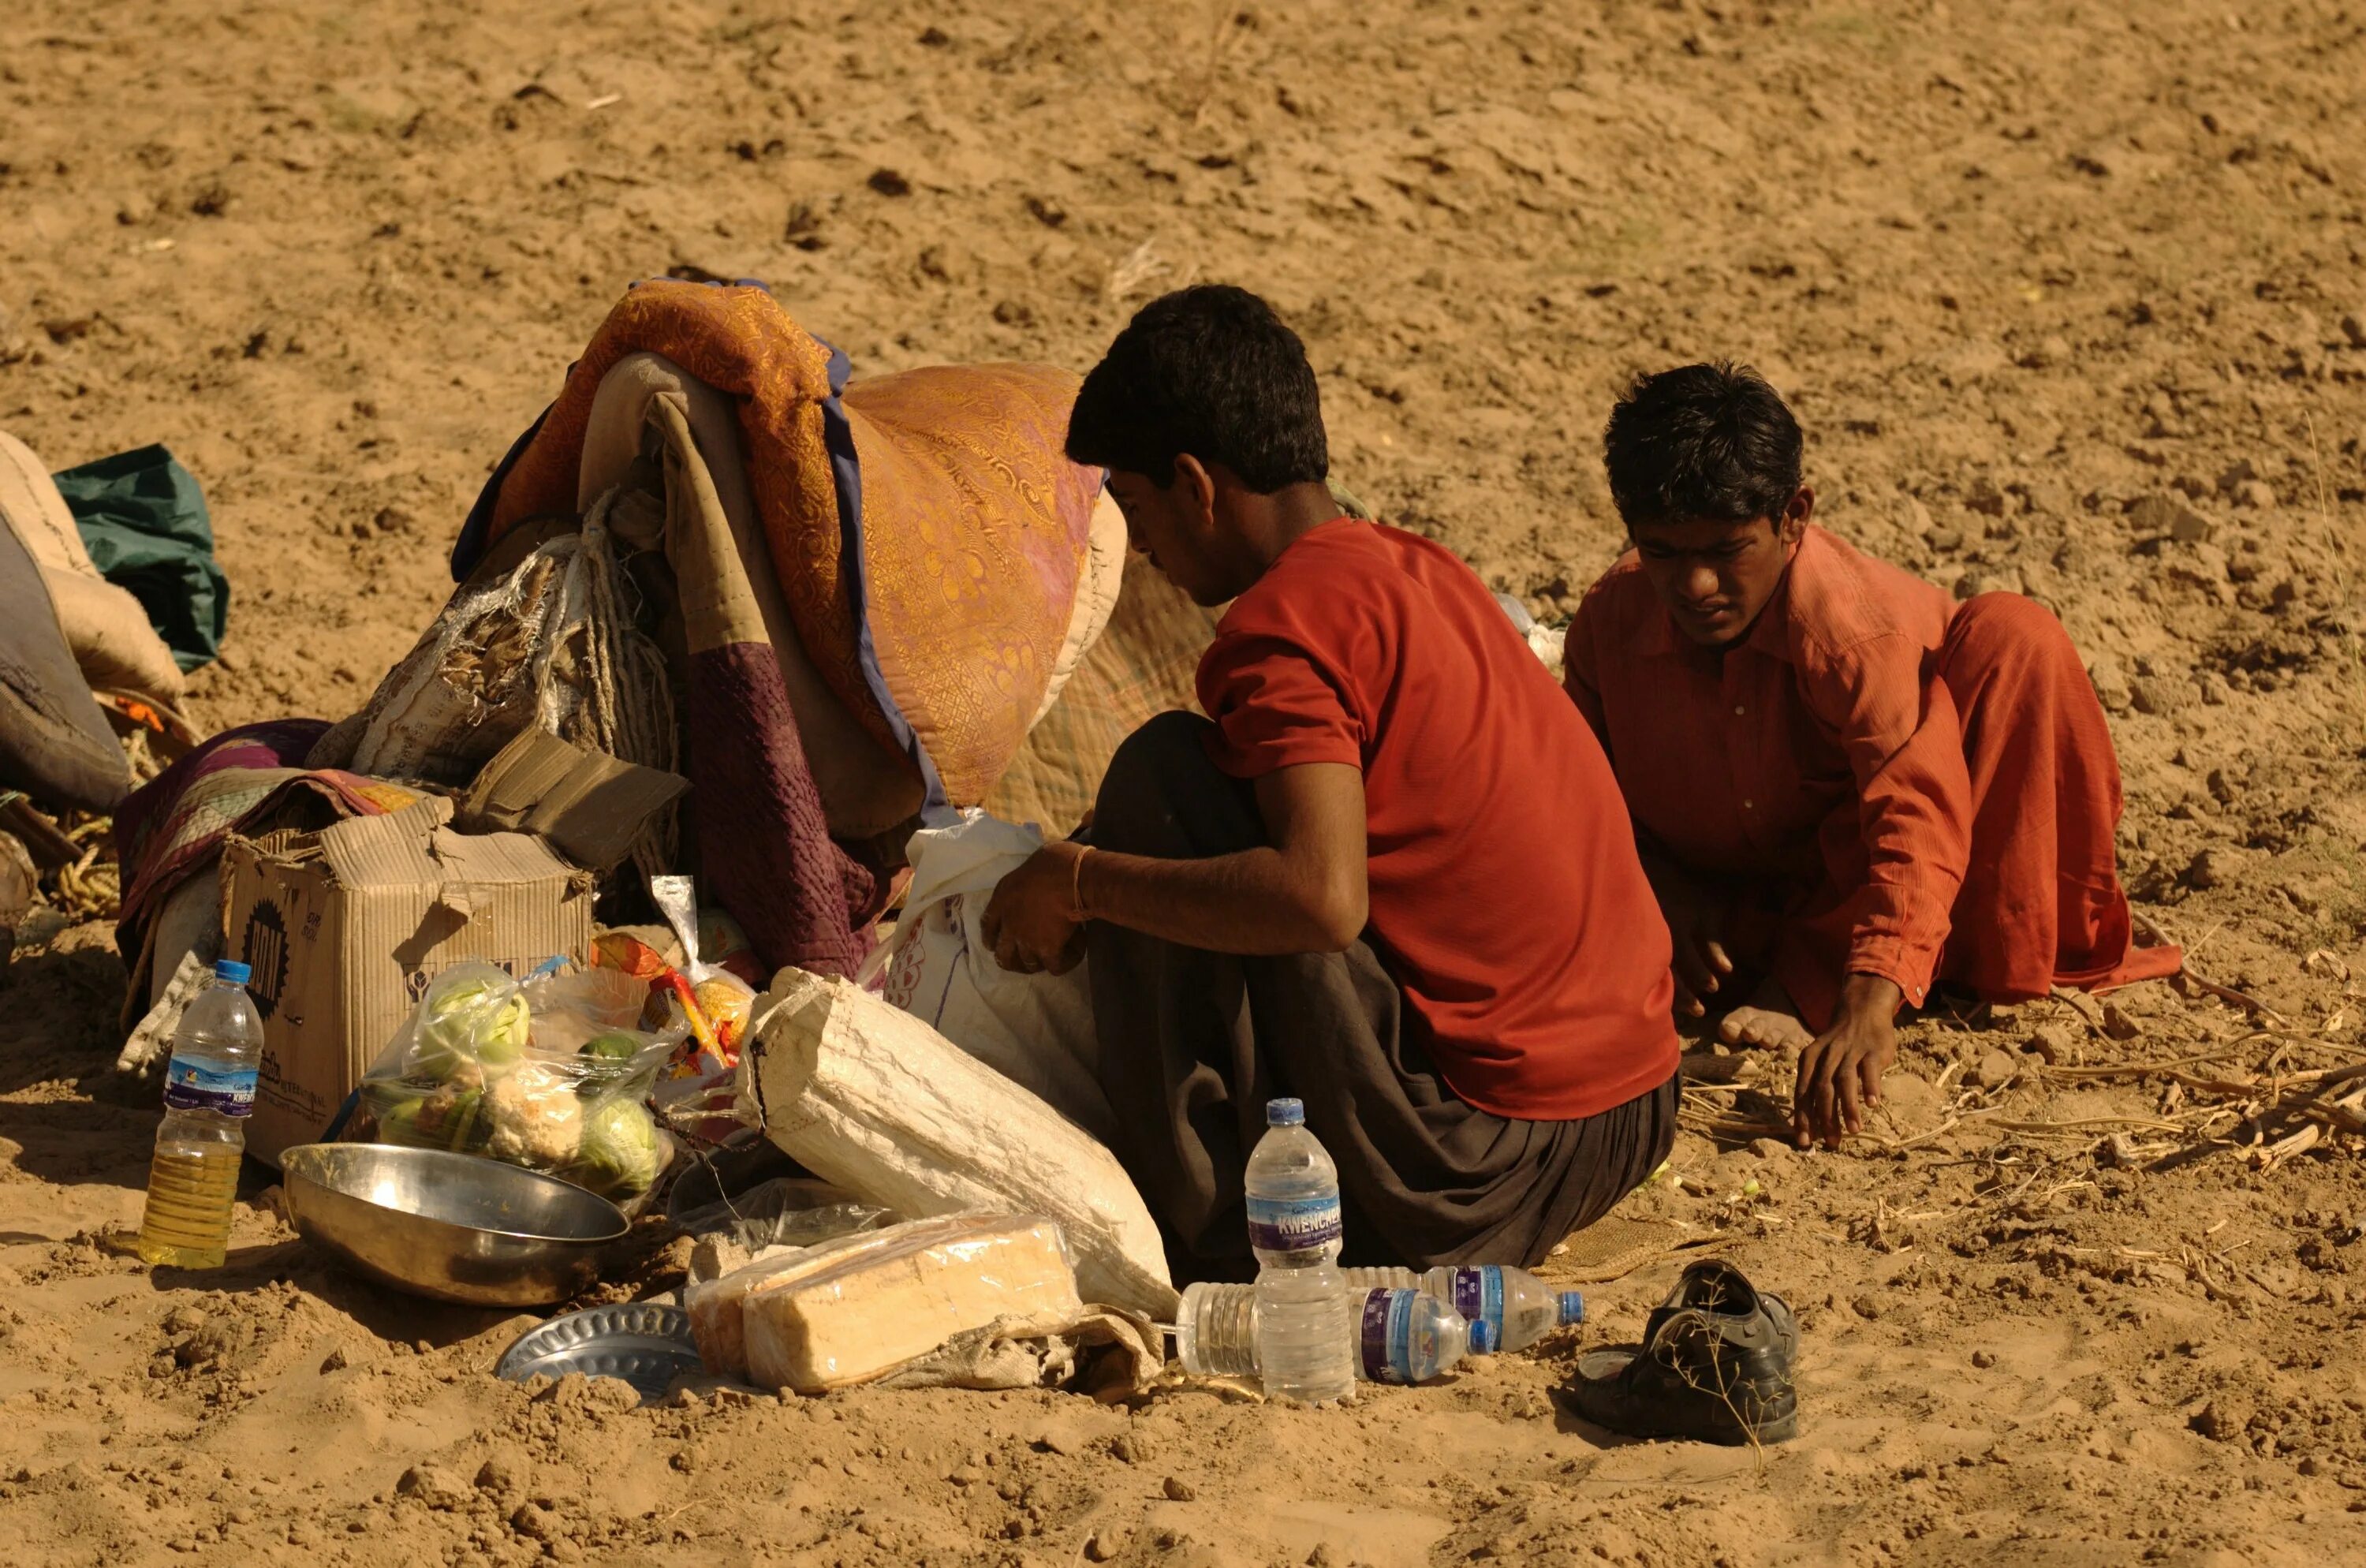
[1562, 1260, 1799, 1447]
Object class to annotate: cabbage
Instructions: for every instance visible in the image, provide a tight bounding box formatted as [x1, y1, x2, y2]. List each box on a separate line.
[474, 995, 532, 1068]
[413, 975, 531, 1081]
[576, 1031, 644, 1092]
[576, 1098, 664, 1198]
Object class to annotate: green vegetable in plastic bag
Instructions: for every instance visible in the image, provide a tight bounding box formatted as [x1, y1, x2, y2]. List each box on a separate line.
[576, 1031, 643, 1091]
[576, 1097, 665, 1199]
[414, 969, 531, 1081]
[475, 995, 531, 1067]
[415, 1084, 490, 1153]
[370, 1085, 429, 1146]
[349, 964, 681, 1214]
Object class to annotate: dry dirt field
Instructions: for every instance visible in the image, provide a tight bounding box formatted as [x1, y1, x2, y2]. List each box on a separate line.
[5, 2, 2366, 1564]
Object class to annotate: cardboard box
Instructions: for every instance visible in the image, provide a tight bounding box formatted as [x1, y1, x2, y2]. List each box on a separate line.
[224, 797, 595, 1166]
[456, 727, 686, 875]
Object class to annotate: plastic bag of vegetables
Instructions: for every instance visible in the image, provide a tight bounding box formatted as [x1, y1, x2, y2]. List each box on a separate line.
[345, 961, 681, 1209]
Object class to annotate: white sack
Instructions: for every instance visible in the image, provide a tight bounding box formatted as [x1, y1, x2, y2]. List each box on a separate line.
[856, 810, 1114, 1144]
[754, 968, 1177, 1320]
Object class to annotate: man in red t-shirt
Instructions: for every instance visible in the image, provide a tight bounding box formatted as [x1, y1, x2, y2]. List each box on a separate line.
[983, 286, 1679, 1281]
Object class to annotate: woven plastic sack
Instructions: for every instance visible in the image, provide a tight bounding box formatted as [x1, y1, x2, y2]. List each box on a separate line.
[754, 968, 1177, 1320]
[857, 809, 1112, 1143]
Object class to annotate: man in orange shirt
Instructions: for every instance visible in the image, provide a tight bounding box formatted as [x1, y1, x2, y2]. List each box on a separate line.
[1564, 363, 2180, 1149]
[984, 286, 1680, 1281]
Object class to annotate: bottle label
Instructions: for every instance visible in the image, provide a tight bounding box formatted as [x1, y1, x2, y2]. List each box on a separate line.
[1358, 1288, 1412, 1383]
[1245, 1193, 1342, 1254]
[1449, 1269, 1503, 1335]
[164, 1059, 257, 1116]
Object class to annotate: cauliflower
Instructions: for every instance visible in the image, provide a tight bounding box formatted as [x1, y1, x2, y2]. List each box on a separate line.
[483, 1064, 582, 1168]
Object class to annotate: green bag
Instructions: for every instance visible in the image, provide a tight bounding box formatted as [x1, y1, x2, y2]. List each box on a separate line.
[51, 444, 227, 674]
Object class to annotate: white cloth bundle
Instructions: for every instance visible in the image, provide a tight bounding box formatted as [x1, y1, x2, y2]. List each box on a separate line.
[753, 968, 1176, 1320]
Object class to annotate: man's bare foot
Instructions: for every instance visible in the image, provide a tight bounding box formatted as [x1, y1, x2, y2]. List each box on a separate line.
[1718, 978, 1814, 1053]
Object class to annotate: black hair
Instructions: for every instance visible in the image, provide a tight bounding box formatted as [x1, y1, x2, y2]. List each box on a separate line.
[1065, 284, 1328, 493]
[1602, 361, 1803, 529]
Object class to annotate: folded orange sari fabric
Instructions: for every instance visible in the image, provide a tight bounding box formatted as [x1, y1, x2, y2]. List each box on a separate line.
[458, 280, 1101, 809]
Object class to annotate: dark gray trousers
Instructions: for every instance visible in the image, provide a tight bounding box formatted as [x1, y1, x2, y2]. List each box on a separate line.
[1087, 712, 1678, 1286]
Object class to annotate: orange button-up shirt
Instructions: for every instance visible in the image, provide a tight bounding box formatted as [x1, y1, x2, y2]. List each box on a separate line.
[1562, 526, 1972, 1009]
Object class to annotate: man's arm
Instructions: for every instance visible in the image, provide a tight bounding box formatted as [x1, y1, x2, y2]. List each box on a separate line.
[1634, 842, 1735, 1019]
[1812, 639, 1973, 1009]
[1789, 637, 1973, 1145]
[1565, 604, 1733, 1017]
[980, 762, 1368, 972]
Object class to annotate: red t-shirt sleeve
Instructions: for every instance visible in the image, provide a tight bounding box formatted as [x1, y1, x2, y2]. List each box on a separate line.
[1195, 631, 1366, 778]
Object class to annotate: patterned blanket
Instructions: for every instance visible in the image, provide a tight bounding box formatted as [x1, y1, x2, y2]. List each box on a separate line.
[452, 281, 1103, 812]
[112, 718, 420, 977]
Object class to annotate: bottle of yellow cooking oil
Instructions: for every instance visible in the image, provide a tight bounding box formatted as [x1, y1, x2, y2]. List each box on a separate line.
[136, 960, 262, 1268]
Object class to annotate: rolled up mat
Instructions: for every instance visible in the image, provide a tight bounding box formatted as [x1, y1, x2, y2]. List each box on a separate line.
[754, 966, 1178, 1320]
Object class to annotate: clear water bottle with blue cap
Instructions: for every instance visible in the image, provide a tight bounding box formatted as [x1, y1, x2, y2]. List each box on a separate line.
[1244, 1097, 1356, 1403]
[136, 959, 263, 1268]
[1175, 1282, 1488, 1384]
[1340, 1265, 1585, 1353]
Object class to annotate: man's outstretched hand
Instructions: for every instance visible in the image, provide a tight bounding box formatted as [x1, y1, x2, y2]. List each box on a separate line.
[980, 841, 1088, 976]
[1792, 973, 1901, 1148]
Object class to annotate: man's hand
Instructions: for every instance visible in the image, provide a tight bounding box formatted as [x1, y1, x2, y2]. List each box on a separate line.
[1642, 853, 1734, 1019]
[1792, 973, 1901, 1148]
[980, 841, 1088, 976]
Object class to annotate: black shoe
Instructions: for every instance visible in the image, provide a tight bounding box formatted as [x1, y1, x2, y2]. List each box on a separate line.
[1563, 1260, 1799, 1445]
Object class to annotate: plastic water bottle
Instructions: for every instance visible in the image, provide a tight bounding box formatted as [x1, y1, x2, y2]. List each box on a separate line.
[1340, 1265, 1584, 1353]
[1175, 1282, 1488, 1383]
[135, 961, 262, 1268]
[1245, 1098, 1355, 1403]
[1353, 1285, 1483, 1383]
[1173, 1279, 1259, 1379]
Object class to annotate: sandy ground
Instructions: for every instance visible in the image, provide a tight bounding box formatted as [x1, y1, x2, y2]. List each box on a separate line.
[5, 0, 2366, 1563]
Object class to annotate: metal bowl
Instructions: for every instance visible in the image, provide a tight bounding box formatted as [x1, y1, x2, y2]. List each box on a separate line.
[279, 1144, 629, 1307]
